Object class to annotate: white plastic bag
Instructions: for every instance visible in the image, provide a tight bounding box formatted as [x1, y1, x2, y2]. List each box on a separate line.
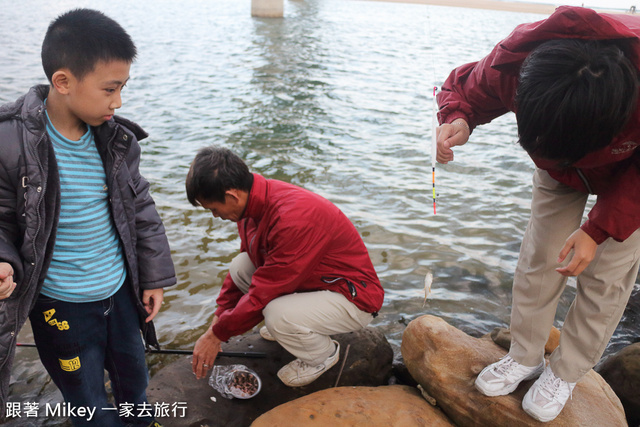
[208, 364, 262, 399]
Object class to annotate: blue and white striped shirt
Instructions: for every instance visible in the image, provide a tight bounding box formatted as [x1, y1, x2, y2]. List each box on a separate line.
[42, 113, 126, 302]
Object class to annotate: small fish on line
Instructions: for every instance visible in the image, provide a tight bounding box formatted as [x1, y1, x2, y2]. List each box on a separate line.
[423, 272, 433, 307]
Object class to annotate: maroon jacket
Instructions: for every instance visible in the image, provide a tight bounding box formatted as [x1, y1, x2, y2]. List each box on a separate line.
[438, 6, 640, 244]
[212, 174, 384, 341]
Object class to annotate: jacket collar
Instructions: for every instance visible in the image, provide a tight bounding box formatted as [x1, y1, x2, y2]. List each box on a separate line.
[7, 85, 50, 136]
[10, 84, 148, 144]
[242, 173, 268, 221]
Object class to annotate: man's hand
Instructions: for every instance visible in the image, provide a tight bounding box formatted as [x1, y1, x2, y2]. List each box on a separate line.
[192, 315, 221, 379]
[436, 119, 470, 164]
[0, 263, 16, 300]
[142, 288, 164, 322]
[556, 228, 598, 277]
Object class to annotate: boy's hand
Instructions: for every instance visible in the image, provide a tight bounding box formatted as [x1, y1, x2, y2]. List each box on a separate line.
[556, 229, 597, 277]
[0, 263, 16, 300]
[142, 288, 164, 322]
[437, 119, 470, 164]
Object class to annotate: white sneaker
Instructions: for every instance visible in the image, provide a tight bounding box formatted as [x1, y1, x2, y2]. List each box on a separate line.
[475, 355, 544, 396]
[277, 340, 340, 387]
[522, 365, 576, 422]
[259, 326, 276, 342]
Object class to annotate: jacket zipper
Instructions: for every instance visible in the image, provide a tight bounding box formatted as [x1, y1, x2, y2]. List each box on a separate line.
[10, 130, 48, 362]
[575, 168, 594, 194]
[240, 219, 256, 258]
[107, 131, 131, 185]
[107, 131, 133, 280]
[27, 132, 47, 290]
[249, 236, 256, 255]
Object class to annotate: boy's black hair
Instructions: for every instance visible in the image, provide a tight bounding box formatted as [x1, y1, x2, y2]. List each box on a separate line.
[515, 39, 638, 164]
[186, 146, 254, 206]
[41, 8, 137, 82]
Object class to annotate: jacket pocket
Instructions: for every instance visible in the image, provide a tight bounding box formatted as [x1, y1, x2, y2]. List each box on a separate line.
[321, 276, 367, 299]
[127, 178, 137, 197]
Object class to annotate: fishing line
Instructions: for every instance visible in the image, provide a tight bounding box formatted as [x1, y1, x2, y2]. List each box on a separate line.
[425, 5, 439, 215]
[431, 85, 438, 215]
[422, 5, 440, 304]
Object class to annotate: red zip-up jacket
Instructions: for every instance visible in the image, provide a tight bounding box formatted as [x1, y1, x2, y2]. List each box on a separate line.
[212, 174, 384, 342]
[438, 6, 640, 244]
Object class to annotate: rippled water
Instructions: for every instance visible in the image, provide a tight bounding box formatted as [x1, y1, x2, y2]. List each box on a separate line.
[1, 0, 639, 425]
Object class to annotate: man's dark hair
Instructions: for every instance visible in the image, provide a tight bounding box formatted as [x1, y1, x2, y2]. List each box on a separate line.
[515, 39, 638, 164]
[186, 146, 254, 206]
[41, 8, 137, 82]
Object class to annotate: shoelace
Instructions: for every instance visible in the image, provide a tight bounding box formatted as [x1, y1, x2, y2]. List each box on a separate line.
[290, 360, 307, 379]
[293, 360, 321, 371]
[493, 357, 518, 377]
[538, 374, 573, 402]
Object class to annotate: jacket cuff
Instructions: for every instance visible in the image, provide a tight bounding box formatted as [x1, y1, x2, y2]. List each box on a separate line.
[212, 322, 231, 342]
[213, 305, 227, 318]
[581, 221, 609, 245]
[443, 113, 473, 133]
[140, 276, 177, 290]
[0, 247, 23, 284]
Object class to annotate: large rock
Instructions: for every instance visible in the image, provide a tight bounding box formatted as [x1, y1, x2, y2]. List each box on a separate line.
[487, 326, 561, 355]
[147, 327, 393, 426]
[401, 315, 626, 427]
[596, 343, 640, 427]
[252, 385, 455, 426]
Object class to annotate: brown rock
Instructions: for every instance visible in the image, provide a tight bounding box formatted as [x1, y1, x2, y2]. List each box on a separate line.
[251, 385, 455, 426]
[401, 315, 626, 427]
[597, 342, 640, 426]
[487, 326, 561, 354]
[545, 327, 561, 354]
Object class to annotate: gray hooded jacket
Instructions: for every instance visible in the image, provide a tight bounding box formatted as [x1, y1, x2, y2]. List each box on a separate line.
[0, 85, 177, 411]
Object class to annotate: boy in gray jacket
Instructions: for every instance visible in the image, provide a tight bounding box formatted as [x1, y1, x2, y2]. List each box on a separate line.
[0, 8, 175, 426]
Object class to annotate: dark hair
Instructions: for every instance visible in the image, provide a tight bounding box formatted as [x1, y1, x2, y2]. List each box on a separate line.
[186, 146, 254, 206]
[515, 39, 638, 163]
[41, 8, 137, 82]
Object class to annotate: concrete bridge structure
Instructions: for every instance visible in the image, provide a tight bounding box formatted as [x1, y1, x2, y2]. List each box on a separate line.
[252, 0, 285, 18]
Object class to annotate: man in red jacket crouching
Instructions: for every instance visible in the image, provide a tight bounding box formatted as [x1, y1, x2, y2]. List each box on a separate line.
[186, 146, 384, 387]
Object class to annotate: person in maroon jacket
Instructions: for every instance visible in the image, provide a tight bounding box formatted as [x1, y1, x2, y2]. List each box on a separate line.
[185, 146, 384, 387]
[436, 6, 640, 422]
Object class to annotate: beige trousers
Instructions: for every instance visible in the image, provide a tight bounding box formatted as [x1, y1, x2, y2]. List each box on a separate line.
[509, 169, 640, 382]
[229, 253, 374, 366]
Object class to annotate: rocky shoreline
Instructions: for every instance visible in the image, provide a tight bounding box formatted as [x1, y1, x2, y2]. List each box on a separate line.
[147, 316, 639, 426]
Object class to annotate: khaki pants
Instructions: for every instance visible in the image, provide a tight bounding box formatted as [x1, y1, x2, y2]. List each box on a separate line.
[509, 169, 640, 382]
[229, 253, 374, 366]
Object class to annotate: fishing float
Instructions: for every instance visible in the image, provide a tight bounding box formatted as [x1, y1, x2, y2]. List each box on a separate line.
[431, 86, 438, 215]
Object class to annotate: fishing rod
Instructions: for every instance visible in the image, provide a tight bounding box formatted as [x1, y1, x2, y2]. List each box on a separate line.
[16, 343, 266, 359]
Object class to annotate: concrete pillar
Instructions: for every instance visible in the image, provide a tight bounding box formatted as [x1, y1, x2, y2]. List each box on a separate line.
[251, 0, 284, 18]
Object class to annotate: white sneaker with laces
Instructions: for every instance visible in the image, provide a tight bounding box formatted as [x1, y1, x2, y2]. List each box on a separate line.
[522, 365, 576, 422]
[277, 340, 340, 387]
[259, 326, 276, 342]
[475, 355, 545, 396]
